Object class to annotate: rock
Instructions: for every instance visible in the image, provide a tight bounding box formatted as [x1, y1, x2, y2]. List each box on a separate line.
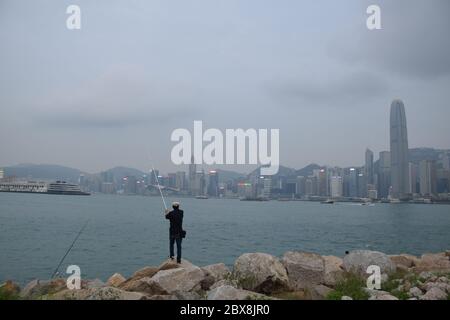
[419, 287, 447, 300]
[120, 266, 159, 290]
[234, 253, 289, 294]
[341, 296, 353, 300]
[20, 279, 67, 299]
[207, 285, 270, 300]
[84, 279, 105, 289]
[210, 279, 239, 291]
[416, 253, 450, 273]
[445, 250, 450, 258]
[158, 259, 195, 271]
[86, 287, 148, 300]
[389, 254, 419, 268]
[419, 271, 435, 281]
[200, 275, 216, 291]
[309, 284, 333, 300]
[364, 288, 390, 300]
[145, 266, 206, 295]
[0, 281, 21, 299]
[369, 294, 399, 300]
[422, 281, 450, 293]
[202, 263, 230, 282]
[131, 266, 159, 280]
[408, 287, 423, 298]
[50, 289, 91, 300]
[174, 291, 204, 300]
[323, 256, 344, 287]
[120, 276, 166, 295]
[106, 273, 126, 288]
[146, 294, 178, 300]
[343, 250, 396, 276]
[281, 251, 324, 290]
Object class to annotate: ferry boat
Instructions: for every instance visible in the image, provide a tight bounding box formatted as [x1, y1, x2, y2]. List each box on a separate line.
[0, 180, 90, 195]
[46, 181, 90, 195]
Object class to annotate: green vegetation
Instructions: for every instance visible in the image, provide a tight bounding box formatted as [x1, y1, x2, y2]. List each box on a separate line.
[326, 273, 369, 300]
[0, 286, 20, 300]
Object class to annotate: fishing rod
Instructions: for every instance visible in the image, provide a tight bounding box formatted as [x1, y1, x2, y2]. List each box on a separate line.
[151, 165, 167, 211]
[51, 219, 90, 279]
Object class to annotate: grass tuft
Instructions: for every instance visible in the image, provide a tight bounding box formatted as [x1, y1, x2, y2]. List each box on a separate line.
[326, 273, 369, 300]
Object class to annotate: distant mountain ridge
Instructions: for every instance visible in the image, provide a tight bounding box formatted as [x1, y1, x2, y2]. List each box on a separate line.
[2, 147, 448, 182]
[3, 164, 83, 183]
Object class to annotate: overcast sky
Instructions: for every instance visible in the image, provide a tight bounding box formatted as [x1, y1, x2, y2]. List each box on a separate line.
[1, 0, 449, 174]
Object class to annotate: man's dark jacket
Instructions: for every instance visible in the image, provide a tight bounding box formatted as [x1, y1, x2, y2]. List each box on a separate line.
[165, 208, 184, 237]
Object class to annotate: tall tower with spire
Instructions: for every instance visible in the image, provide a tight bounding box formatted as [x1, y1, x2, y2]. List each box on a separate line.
[390, 99, 410, 199]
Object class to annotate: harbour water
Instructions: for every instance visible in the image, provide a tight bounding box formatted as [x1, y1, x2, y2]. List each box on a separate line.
[0, 192, 449, 284]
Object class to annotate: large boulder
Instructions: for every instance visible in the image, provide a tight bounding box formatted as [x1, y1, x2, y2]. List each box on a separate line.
[86, 287, 148, 300]
[202, 263, 231, 282]
[20, 279, 67, 299]
[158, 259, 195, 271]
[309, 284, 333, 300]
[119, 276, 167, 295]
[281, 251, 325, 290]
[207, 285, 270, 300]
[143, 266, 206, 295]
[233, 253, 289, 294]
[106, 273, 126, 288]
[131, 266, 159, 280]
[408, 287, 423, 298]
[119, 266, 159, 291]
[84, 279, 105, 289]
[323, 256, 344, 287]
[49, 288, 91, 300]
[419, 287, 447, 300]
[343, 250, 396, 276]
[415, 253, 450, 273]
[389, 254, 419, 269]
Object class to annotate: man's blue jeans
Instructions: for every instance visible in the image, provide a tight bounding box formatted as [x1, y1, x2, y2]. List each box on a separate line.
[170, 235, 182, 262]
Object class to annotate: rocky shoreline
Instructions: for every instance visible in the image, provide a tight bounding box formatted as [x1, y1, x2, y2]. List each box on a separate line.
[1, 250, 450, 300]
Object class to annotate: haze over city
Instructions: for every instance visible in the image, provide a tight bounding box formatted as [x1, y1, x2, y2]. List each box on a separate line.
[1, 0, 450, 174]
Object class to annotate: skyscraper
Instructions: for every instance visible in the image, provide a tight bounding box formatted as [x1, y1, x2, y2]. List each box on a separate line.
[207, 170, 219, 197]
[330, 176, 343, 198]
[377, 151, 391, 198]
[189, 155, 196, 195]
[390, 100, 410, 199]
[365, 148, 374, 185]
[419, 160, 437, 196]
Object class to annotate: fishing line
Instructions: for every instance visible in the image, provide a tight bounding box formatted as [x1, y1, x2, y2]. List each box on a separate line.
[51, 219, 90, 279]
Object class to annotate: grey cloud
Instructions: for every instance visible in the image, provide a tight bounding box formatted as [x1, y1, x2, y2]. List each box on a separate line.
[269, 71, 389, 106]
[33, 65, 202, 128]
[331, 0, 450, 78]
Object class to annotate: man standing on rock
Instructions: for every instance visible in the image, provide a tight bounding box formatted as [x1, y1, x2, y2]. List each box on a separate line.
[165, 201, 184, 263]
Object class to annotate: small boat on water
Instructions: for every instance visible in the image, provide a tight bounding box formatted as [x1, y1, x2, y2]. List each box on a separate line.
[195, 195, 209, 199]
[321, 199, 334, 204]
